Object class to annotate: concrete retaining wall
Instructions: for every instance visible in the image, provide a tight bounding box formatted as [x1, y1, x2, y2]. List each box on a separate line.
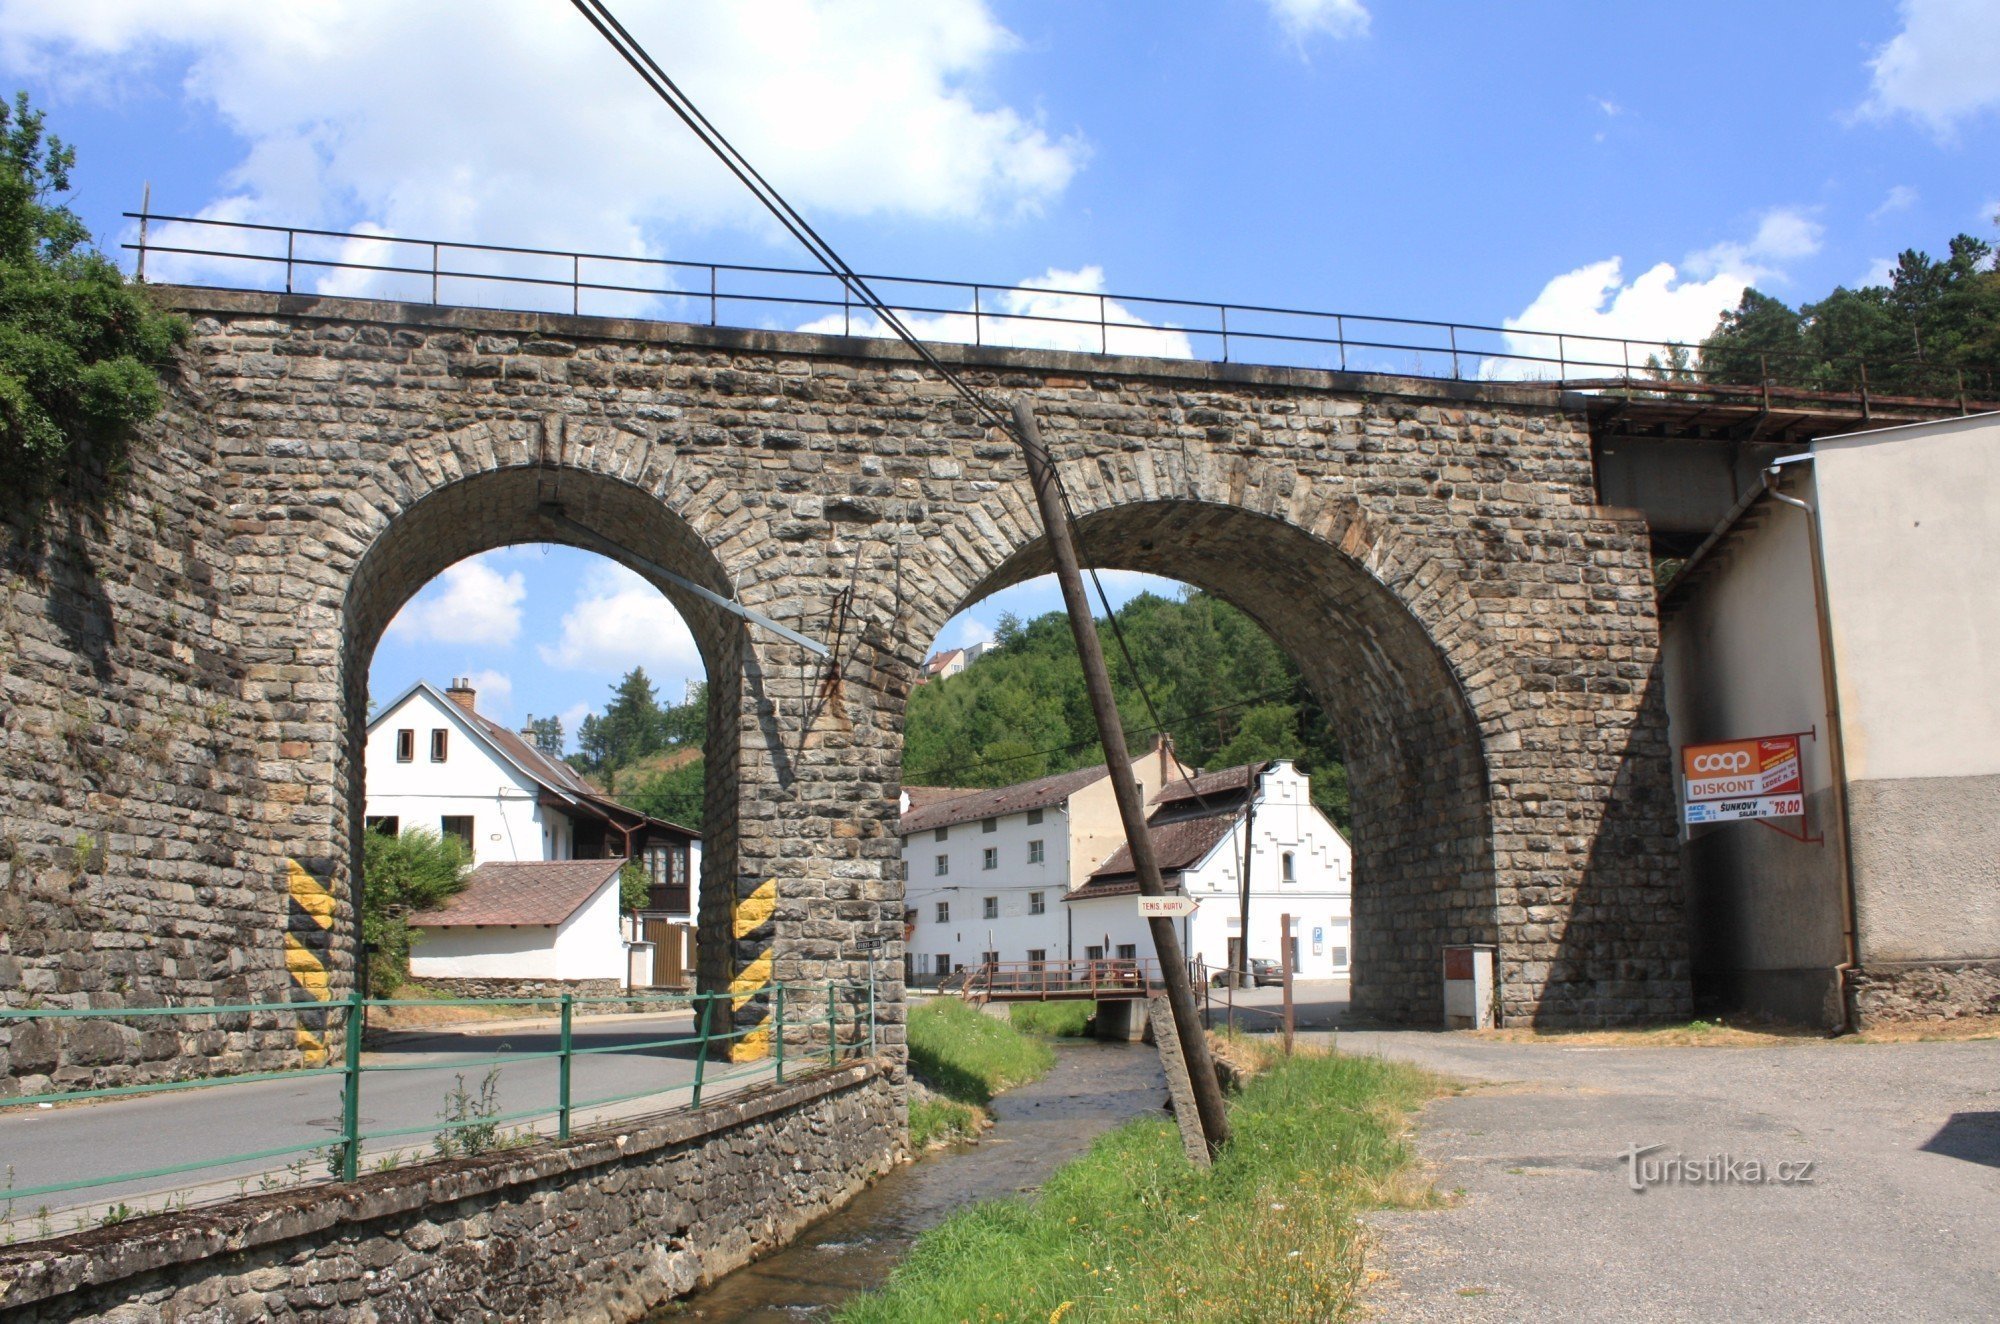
[0, 1062, 900, 1322]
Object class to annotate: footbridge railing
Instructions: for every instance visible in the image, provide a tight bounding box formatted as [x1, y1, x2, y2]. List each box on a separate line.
[123, 212, 1997, 414]
[0, 981, 871, 1237]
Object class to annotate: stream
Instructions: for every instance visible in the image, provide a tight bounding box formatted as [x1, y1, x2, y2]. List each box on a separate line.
[662, 1040, 1165, 1321]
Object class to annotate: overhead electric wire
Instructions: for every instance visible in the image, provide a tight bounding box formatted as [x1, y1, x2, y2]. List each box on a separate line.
[569, 0, 1226, 810]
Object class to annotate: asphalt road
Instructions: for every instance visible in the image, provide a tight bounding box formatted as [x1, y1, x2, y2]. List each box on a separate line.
[1346, 1030, 2000, 1322]
[0, 1009, 785, 1229]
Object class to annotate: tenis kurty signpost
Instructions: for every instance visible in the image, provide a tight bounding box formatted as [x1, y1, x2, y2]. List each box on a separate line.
[1136, 896, 1199, 919]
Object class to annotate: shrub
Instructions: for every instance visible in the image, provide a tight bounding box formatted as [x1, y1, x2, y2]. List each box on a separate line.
[362, 827, 471, 996]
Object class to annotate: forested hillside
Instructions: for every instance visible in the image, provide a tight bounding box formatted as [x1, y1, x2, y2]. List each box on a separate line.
[577, 590, 1352, 832]
[905, 591, 1350, 828]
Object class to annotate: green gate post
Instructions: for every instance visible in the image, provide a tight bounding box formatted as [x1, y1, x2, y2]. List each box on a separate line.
[557, 993, 574, 1141]
[825, 983, 837, 1066]
[774, 984, 786, 1085]
[339, 987, 363, 1182]
[691, 994, 713, 1108]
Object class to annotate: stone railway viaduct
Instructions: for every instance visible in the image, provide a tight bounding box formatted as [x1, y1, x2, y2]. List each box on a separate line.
[1, 287, 1689, 1093]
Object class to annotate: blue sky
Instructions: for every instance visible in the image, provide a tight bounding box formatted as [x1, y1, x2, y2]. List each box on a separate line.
[6, 1, 1995, 746]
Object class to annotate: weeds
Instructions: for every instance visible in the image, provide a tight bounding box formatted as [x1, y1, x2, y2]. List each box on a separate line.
[1008, 1002, 1095, 1038]
[433, 1066, 504, 1158]
[96, 1202, 132, 1227]
[905, 1000, 1057, 1151]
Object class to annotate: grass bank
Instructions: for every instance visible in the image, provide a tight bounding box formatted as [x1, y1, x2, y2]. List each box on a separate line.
[907, 999, 1059, 1149]
[847, 1039, 1441, 1322]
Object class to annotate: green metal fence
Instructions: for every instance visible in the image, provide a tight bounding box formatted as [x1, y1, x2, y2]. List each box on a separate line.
[0, 980, 874, 1207]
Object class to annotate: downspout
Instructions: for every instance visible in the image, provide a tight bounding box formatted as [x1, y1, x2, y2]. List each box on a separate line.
[1760, 463, 1861, 1032]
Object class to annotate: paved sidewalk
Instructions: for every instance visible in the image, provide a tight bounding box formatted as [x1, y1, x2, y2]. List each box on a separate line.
[1345, 1031, 2000, 1323]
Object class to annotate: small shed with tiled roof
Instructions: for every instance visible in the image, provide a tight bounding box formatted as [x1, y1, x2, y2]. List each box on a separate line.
[408, 858, 630, 990]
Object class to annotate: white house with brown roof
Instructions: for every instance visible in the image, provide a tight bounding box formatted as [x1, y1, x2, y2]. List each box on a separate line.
[407, 858, 628, 993]
[364, 678, 699, 918]
[1066, 760, 1352, 981]
[897, 738, 1191, 980]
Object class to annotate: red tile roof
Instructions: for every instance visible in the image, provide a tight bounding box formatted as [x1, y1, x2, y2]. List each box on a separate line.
[1153, 761, 1268, 807]
[409, 859, 623, 928]
[1080, 811, 1242, 890]
[451, 695, 698, 839]
[898, 763, 1110, 835]
[903, 786, 978, 811]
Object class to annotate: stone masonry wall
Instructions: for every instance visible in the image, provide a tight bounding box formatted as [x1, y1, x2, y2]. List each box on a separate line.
[0, 1062, 900, 1322]
[0, 286, 1690, 1086]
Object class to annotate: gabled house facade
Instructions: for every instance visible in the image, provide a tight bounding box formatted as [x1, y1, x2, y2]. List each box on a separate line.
[364, 678, 700, 919]
[897, 738, 1192, 980]
[1066, 760, 1353, 981]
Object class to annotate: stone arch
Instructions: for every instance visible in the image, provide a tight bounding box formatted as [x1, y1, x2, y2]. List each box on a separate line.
[896, 486, 1497, 1022]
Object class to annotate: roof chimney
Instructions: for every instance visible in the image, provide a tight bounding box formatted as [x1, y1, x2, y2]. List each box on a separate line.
[445, 677, 477, 712]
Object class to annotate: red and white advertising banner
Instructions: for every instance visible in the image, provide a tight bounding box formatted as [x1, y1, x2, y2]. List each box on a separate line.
[1681, 735, 1804, 825]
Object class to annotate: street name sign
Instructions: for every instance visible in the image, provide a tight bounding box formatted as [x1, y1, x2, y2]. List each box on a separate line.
[1681, 735, 1804, 825]
[1137, 896, 1199, 918]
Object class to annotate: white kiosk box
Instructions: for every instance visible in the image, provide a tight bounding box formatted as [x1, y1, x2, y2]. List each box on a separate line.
[1442, 944, 1497, 1029]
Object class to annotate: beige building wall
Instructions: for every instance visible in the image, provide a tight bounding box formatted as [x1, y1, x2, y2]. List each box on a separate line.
[1064, 741, 1193, 892]
[1660, 469, 1847, 1026]
[1811, 414, 2000, 966]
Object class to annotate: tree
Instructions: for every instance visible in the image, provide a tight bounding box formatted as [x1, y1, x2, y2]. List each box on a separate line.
[0, 93, 186, 497]
[627, 757, 705, 830]
[361, 826, 471, 995]
[618, 860, 651, 912]
[1701, 227, 2000, 399]
[525, 714, 564, 756]
[570, 667, 666, 776]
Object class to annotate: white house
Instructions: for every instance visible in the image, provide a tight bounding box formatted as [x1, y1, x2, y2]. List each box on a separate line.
[366, 677, 702, 989]
[1065, 760, 1353, 981]
[365, 677, 699, 915]
[898, 738, 1191, 981]
[407, 858, 629, 995]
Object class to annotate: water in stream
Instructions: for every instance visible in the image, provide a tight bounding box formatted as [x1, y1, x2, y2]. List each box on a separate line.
[662, 1041, 1165, 1321]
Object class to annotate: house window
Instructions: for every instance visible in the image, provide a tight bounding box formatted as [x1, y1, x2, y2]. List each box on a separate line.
[983, 847, 998, 870]
[981, 817, 997, 833]
[1027, 948, 1047, 969]
[440, 816, 474, 849]
[395, 729, 414, 762]
[365, 815, 399, 837]
[1029, 891, 1045, 915]
[935, 901, 949, 923]
[1116, 943, 1137, 961]
[983, 896, 998, 920]
[1282, 851, 1296, 883]
[1086, 944, 1105, 961]
[1026, 808, 1043, 826]
[430, 728, 449, 762]
[935, 854, 950, 877]
[935, 954, 951, 977]
[981, 950, 1000, 967]
[934, 826, 948, 842]
[1027, 839, 1044, 864]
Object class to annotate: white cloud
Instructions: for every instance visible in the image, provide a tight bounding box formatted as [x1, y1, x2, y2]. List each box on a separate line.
[0, 1, 1083, 293]
[1857, 256, 1898, 289]
[799, 265, 1196, 359]
[1869, 185, 1919, 222]
[947, 616, 997, 650]
[384, 554, 525, 646]
[1860, 0, 2000, 135]
[1264, 0, 1371, 46]
[539, 562, 701, 677]
[1593, 97, 1626, 118]
[1489, 210, 1823, 380]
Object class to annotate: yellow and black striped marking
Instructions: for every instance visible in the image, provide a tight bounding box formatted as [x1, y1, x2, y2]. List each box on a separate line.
[727, 877, 777, 1062]
[285, 858, 336, 1065]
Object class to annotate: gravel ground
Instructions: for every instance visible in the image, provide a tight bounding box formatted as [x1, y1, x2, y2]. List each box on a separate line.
[1342, 1030, 2000, 1323]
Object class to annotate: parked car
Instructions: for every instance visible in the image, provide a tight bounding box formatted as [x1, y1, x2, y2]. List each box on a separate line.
[1213, 958, 1283, 987]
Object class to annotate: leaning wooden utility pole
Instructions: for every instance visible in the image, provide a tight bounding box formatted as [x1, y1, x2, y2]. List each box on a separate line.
[1011, 398, 1231, 1158]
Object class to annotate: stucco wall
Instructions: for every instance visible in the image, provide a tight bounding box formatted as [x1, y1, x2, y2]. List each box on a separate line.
[1660, 476, 1847, 1025]
[364, 687, 548, 866]
[1812, 414, 2000, 966]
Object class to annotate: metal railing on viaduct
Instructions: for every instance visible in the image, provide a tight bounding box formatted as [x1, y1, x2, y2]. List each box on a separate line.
[127, 212, 1996, 416]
